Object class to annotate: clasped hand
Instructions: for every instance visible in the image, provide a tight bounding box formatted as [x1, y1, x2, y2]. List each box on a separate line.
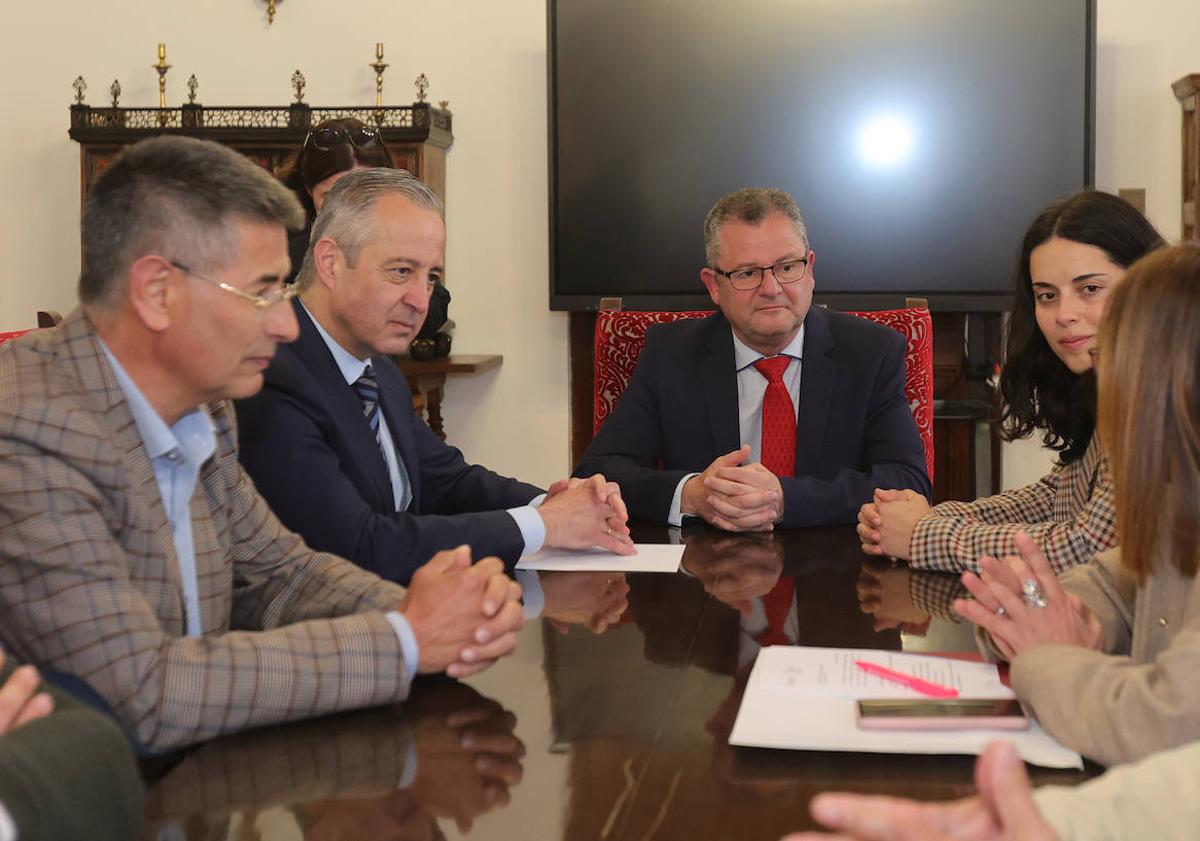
[953, 533, 1103, 661]
[542, 473, 636, 555]
[857, 488, 930, 560]
[682, 445, 784, 532]
[400, 545, 526, 678]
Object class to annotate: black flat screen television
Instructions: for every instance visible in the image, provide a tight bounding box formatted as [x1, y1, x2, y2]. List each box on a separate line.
[548, 0, 1095, 312]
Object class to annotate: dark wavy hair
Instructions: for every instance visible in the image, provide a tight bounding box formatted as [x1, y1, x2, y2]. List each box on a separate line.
[999, 190, 1164, 463]
[276, 118, 396, 221]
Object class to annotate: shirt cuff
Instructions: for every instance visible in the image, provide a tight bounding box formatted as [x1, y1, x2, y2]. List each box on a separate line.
[515, 570, 545, 619]
[668, 473, 701, 526]
[509, 504, 547, 555]
[398, 728, 419, 789]
[384, 611, 420, 684]
[0, 800, 15, 841]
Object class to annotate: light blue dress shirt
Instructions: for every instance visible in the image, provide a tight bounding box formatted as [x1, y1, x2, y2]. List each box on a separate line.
[303, 302, 547, 554]
[667, 325, 805, 525]
[99, 340, 419, 679]
[100, 341, 215, 637]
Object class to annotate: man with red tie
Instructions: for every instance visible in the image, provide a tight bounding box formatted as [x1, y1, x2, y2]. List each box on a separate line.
[576, 187, 930, 530]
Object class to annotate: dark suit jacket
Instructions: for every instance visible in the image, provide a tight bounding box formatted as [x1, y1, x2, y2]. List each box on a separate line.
[236, 300, 544, 584]
[0, 658, 144, 841]
[575, 308, 930, 527]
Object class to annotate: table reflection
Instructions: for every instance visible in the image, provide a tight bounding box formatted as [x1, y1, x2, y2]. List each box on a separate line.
[140, 525, 1092, 841]
[142, 678, 523, 841]
[539, 570, 630, 634]
[856, 559, 967, 635]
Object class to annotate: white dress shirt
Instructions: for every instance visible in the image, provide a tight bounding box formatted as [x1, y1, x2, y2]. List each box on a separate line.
[667, 325, 805, 525]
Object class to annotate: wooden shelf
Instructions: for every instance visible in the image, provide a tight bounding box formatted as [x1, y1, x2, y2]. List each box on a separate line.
[396, 354, 503, 441]
[397, 353, 503, 375]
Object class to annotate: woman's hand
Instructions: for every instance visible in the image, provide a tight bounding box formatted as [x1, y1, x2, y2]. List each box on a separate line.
[953, 533, 1103, 660]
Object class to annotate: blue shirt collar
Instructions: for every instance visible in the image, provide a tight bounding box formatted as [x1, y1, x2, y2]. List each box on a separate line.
[732, 324, 805, 372]
[301, 300, 371, 386]
[97, 339, 215, 464]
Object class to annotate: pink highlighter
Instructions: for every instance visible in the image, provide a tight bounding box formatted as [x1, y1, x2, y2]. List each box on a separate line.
[854, 659, 959, 699]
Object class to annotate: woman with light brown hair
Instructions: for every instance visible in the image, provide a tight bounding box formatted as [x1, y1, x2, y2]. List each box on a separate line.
[952, 242, 1200, 768]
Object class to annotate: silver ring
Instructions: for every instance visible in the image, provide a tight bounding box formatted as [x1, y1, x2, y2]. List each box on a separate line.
[1022, 579, 1049, 609]
[996, 606, 1007, 617]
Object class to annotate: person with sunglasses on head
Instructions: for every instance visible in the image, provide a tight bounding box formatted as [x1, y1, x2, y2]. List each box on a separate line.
[279, 118, 452, 354]
[279, 119, 396, 273]
[858, 191, 1164, 575]
[575, 187, 930, 530]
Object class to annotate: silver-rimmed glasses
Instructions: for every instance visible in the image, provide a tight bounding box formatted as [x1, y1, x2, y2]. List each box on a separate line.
[170, 261, 298, 308]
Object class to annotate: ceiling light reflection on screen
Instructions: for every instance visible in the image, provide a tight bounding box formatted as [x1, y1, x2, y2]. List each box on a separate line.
[856, 114, 916, 168]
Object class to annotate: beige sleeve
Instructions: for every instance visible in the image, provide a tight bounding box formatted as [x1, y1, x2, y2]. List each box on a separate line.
[1011, 621, 1200, 767]
[1035, 739, 1200, 841]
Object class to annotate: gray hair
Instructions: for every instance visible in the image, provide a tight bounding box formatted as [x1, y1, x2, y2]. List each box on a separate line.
[703, 187, 809, 266]
[79, 136, 304, 308]
[297, 168, 444, 286]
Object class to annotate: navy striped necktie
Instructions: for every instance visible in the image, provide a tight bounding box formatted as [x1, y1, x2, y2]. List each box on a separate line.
[353, 365, 382, 442]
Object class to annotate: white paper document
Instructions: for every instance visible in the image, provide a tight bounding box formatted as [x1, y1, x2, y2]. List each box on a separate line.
[764, 646, 1015, 700]
[515, 543, 684, 573]
[729, 646, 1083, 769]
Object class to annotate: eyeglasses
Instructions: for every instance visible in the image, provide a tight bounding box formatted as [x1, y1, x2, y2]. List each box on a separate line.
[711, 258, 809, 291]
[304, 124, 381, 153]
[170, 261, 298, 309]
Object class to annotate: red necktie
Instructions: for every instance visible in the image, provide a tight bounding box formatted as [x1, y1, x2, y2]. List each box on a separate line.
[758, 577, 796, 647]
[753, 356, 796, 477]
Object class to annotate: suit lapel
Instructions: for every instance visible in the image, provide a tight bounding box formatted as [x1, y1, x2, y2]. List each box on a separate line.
[290, 301, 396, 511]
[56, 309, 187, 631]
[701, 317, 742, 454]
[794, 306, 835, 477]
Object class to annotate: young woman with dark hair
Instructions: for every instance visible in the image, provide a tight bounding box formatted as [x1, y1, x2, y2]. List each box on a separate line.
[858, 190, 1163, 573]
[954, 243, 1200, 767]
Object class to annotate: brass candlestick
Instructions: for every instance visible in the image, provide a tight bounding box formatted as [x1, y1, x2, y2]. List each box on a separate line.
[369, 43, 389, 109]
[72, 76, 87, 105]
[153, 43, 171, 109]
[414, 73, 429, 103]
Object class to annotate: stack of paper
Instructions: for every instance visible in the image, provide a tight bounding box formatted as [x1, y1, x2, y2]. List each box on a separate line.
[729, 646, 1083, 769]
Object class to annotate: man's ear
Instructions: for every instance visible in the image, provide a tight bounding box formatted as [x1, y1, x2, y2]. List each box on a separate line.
[127, 256, 174, 332]
[311, 238, 341, 291]
[700, 267, 721, 307]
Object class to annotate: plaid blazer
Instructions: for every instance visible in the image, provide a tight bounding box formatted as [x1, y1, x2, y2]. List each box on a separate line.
[0, 310, 412, 752]
[909, 436, 1115, 575]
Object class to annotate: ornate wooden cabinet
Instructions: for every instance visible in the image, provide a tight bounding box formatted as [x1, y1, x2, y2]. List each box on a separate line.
[68, 102, 453, 201]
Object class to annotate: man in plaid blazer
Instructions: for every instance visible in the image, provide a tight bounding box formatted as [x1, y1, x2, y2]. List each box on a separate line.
[0, 136, 524, 753]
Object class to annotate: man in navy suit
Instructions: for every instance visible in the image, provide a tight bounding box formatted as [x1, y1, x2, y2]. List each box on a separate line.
[575, 187, 930, 530]
[236, 169, 633, 585]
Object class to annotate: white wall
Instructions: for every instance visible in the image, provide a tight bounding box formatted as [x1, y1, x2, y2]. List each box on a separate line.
[1, 1, 1197, 490]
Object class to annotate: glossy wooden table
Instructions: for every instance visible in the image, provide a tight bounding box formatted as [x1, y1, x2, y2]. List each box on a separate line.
[140, 525, 1095, 840]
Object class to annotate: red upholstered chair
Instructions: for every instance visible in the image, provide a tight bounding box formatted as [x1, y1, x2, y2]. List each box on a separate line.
[592, 307, 934, 480]
[0, 329, 34, 345]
